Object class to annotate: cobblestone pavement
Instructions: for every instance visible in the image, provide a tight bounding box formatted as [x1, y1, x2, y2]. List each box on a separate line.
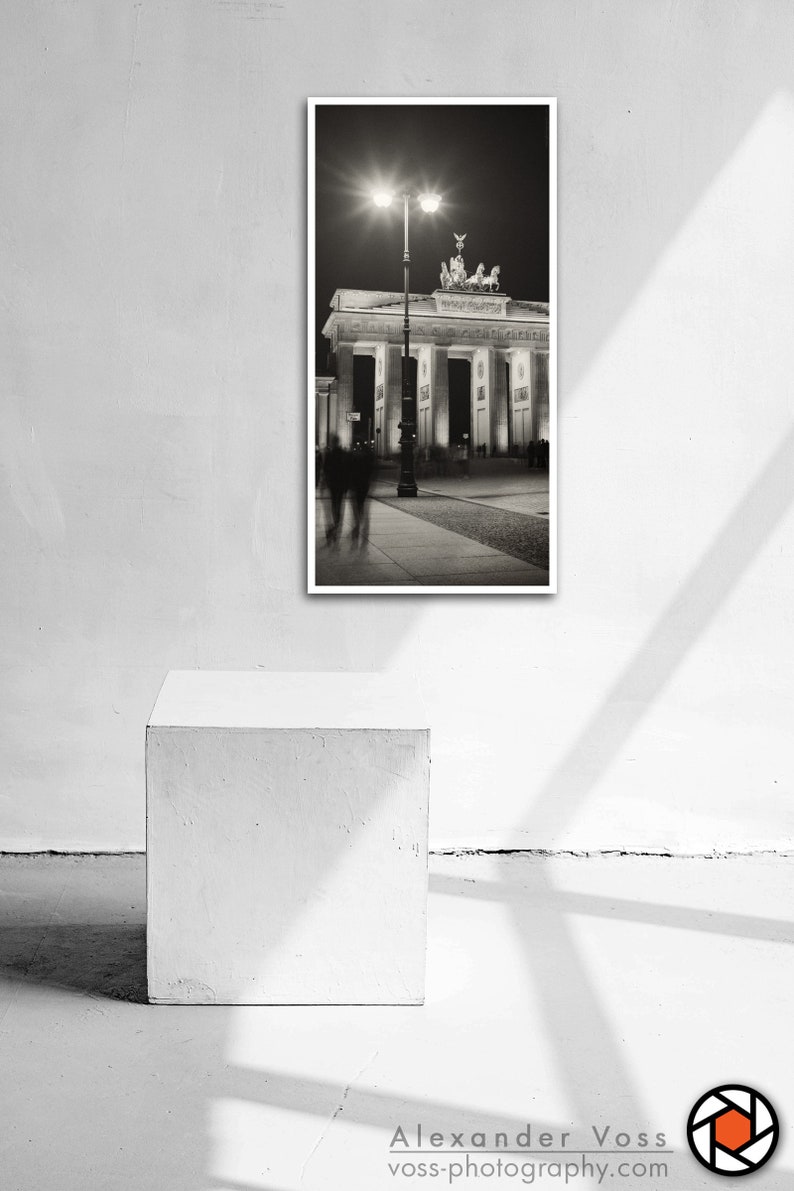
[422, 488, 550, 517]
[373, 485, 550, 570]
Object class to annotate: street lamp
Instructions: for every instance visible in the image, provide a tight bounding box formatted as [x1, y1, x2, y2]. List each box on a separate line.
[373, 189, 442, 496]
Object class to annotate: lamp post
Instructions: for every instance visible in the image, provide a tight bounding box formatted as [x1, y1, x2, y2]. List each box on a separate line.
[373, 189, 441, 497]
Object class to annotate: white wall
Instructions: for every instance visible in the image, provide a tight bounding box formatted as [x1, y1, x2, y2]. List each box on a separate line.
[1, 0, 792, 853]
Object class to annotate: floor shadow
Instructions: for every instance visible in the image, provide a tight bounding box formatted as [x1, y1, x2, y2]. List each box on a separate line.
[430, 872, 794, 944]
[429, 857, 794, 1188]
[0, 922, 148, 1002]
[208, 1184, 292, 1191]
[0, 858, 236, 1190]
[214, 856, 794, 1189]
[222, 1064, 565, 1142]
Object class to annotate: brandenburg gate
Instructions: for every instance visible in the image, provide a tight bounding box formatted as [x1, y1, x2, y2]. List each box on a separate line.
[315, 258, 550, 457]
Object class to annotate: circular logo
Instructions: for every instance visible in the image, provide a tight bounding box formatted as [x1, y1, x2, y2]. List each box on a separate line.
[687, 1085, 779, 1176]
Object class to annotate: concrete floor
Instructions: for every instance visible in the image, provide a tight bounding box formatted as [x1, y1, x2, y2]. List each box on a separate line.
[1, 853, 792, 1189]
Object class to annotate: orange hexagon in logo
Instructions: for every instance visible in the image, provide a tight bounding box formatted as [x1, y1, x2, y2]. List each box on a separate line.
[714, 1109, 752, 1152]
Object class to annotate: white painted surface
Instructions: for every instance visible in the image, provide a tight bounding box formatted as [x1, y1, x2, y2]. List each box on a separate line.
[147, 675, 430, 1003]
[1, 2, 793, 853]
[149, 670, 429, 730]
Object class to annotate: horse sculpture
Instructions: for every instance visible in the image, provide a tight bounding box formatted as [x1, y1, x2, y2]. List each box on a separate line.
[483, 265, 501, 292]
[439, 242, 501, 293]
[465, 263, 486, 291]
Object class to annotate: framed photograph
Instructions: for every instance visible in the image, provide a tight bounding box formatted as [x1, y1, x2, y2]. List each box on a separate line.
[308, 97, 556, 594]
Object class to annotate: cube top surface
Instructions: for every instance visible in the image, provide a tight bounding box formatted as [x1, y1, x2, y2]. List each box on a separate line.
[148, 670, 429, 730]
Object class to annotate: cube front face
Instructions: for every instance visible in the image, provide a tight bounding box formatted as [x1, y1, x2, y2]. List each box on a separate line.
[147, 726, 430, 1004]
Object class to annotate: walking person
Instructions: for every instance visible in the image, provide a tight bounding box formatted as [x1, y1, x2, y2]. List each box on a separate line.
[322, 435, 349, 545]
[348, 445, 376, 544]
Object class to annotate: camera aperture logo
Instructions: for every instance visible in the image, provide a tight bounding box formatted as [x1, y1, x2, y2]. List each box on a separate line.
[687, 1085, 779, 1177]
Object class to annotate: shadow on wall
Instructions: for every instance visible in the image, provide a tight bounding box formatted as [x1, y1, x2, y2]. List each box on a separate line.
[557, 38, 794, 395]
[198, 69, 794, 1188]
[514, 420, 794, 844]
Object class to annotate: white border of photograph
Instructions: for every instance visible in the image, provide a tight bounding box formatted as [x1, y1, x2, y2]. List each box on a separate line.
[307, 96, 557, 595]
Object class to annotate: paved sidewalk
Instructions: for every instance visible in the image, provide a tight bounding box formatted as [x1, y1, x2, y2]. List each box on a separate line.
[314, 494, 550, 588]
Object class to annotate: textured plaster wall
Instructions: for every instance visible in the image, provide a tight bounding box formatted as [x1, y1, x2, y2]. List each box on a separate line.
[1, 0, 793, 851]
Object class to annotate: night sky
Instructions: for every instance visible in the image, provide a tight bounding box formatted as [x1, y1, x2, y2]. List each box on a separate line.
[313, 102, 550, 371]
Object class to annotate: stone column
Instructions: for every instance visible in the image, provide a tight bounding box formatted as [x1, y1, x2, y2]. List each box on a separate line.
[531, 351, 550, 441]
[383, 343, 402, 456]
[471, 347, 487, 456]
[335, 342, 354, 448]
[490, 347, 509, 455]
[373, 344, 387, 457]
[416, 346, 431, 451]
[328, 387, 338, 443]
[315, 387, 328, 449]
[510, 349, 532, 448]
[431, 345, 449, 448]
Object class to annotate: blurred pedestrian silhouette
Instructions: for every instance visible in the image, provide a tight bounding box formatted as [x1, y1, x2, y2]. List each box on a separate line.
[322, 435, 348, 545]
[349, 445, 376, 544]
[320, 438, 378, 547]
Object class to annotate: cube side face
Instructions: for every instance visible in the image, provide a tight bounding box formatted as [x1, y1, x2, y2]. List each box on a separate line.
[147, 726, 429, 1004]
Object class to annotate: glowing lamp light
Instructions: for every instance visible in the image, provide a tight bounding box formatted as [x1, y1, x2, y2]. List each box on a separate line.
[419, 192, 442, 212]
[370, 184, 443, 496]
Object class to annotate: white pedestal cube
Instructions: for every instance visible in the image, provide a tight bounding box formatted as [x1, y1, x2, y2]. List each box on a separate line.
[146, 671, 430, 1004]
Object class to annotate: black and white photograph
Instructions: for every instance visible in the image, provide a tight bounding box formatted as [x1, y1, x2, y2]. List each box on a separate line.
[309, 98, 556, 592]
